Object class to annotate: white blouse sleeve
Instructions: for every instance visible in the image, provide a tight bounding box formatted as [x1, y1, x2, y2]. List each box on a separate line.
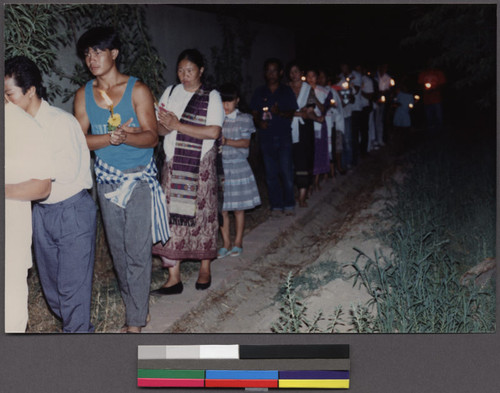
[206, 90, 225, 127]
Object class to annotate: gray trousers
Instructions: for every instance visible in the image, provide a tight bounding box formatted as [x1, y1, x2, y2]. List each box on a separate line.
[97, 177, 152, 327]
[32, 190, 97, 333]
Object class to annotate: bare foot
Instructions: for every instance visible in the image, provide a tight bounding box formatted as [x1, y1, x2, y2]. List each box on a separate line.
[126, 326, 141, 333]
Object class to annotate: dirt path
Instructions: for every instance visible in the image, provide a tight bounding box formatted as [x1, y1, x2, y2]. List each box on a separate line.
[143, 148, 402, 333]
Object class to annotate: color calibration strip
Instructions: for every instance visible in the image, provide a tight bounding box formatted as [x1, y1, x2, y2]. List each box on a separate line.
[137, 345, 350, 389]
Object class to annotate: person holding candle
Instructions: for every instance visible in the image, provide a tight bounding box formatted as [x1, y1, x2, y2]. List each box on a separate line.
[287, 61, 320, 207]
[305, 68, 330, 191]
[355, 64, 375, 158]
[392, 81, 415, 154]
[217, 83, 261, 258]
[250, 58, 298, 216]
[318, 69, 345, 177]
[373, 63, 393, 148]
[418, 64, 446, 134]
[74, 27, 168, 333]
[5, 56, 96, 333]
[340, 63, 363, 167]
[336, 63, 357, 170]
[151, 49, 224, 294]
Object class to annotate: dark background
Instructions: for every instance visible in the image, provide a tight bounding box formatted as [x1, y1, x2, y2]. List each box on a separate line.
[181, 3, 497, 133]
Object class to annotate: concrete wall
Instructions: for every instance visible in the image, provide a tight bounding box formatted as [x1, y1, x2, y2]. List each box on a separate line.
[50, 5, 295, 112]
[146, 5, 296, 103]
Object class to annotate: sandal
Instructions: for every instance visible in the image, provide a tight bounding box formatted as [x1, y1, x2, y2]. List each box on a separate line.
[217, 247, 230, 259]
[229, 246, 243, 257]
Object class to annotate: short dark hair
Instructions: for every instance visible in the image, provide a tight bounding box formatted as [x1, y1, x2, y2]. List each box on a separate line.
[305, 67, 319, 77]
[285, 60, 303, 79]
[76, 26, 121, 60]
[5, 56, 46, 99]
[177, 48, 205, 70]
[219, 82, 239, 102]
[263, 58, 283, 73]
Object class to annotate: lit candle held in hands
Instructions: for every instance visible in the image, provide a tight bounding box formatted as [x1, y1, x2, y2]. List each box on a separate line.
[99, 89, 121, 134]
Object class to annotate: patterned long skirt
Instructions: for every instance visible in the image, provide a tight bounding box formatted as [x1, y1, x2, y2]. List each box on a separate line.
[152, 145, 218, 261]
[292, 119, 315, 189]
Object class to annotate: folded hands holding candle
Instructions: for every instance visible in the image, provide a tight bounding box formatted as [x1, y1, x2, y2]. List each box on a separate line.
[158, 104, 181, 134]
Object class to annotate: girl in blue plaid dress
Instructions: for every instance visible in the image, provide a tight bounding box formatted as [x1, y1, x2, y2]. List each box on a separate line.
[218, 83, 261, 258]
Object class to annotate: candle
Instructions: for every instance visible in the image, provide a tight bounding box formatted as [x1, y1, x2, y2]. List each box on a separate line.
[414, 95, 420, 101]
[425, 83, 432, 89]
[390, 78, 395, 87]
[99, 90, 114, 115]
[262, 106, 271, 120]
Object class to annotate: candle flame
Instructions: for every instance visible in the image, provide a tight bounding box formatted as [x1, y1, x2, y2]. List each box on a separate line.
[301, 76, 306, 81]
[99, 89, 114, 116]
[414, 95, 420, 101]
[99, 90, 113, 106]
[263, 107, 269, 112]
[342, 82, 349, 89]
[409, 103, 414, 109]
[330, 99, 336, 105]
[381, 95, 386, 103]
[425, 83, 432, 89]
[390, 78, 395, 87]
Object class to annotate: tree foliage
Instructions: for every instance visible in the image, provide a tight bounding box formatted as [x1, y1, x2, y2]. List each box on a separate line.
[5, 4, 166, 102]
[207, 14, 256, 101]
[402, 5, 496, 108]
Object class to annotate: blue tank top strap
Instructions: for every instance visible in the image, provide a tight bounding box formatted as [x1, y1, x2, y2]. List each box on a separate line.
[115, 76, 138, 112]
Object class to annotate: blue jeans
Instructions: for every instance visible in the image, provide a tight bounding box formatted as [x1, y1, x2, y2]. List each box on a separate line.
[259, 133, 295, 211]
[342, 116, 353, 168]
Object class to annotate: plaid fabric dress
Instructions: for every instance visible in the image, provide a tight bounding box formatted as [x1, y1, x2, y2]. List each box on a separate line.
[221, 111, 261, 211]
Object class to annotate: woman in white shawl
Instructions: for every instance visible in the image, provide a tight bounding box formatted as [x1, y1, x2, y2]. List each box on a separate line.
[287, 61, 323, 207]
[306, 68, 330, 191]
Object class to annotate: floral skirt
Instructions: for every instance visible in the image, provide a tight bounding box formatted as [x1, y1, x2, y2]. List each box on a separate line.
[152, 145, 218, 261]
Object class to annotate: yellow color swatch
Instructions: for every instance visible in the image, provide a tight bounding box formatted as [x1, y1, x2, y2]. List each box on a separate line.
[279, 379, 350, 389]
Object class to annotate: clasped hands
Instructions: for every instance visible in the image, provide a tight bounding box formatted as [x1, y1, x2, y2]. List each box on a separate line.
[109, 118, 142, 145]
[158, 104, 180, 133]
[299, 106, 324, 122]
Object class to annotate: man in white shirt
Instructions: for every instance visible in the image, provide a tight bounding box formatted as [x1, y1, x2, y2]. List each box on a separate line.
[4, 101, 52, 333]
[337, 63, 361, 169]
[374, 63, 393, 147]
[5, 56, 97, 333]
[356, 64, 375, 157]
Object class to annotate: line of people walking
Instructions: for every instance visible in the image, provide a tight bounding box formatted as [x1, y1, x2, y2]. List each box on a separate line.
[5, 25, 435, 333]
